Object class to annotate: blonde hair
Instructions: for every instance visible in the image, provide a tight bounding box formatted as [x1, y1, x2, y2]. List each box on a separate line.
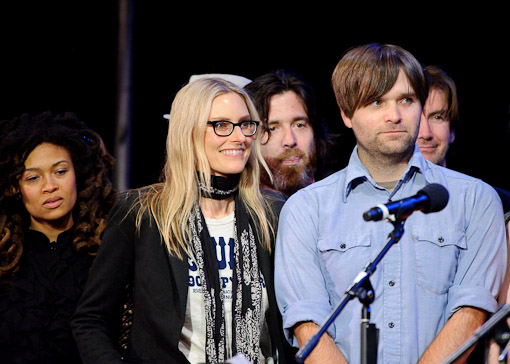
[135, 78, 274, 258]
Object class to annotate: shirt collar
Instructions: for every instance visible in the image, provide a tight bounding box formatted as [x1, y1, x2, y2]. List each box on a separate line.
[343, 145, 432, 201]
[25, 227, 74, 248]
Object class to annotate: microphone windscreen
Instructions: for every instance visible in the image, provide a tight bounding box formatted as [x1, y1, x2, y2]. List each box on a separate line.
[420, 183, 449, 213]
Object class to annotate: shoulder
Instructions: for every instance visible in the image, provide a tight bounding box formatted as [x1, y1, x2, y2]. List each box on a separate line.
[415, 151, 495, 195]
[107, 186, 158, 225]
[306, 170, 345, 192]
[282, 170, 345, 210]
[425, 164, 503, 211]
[426, 163, 493, 191]
[108, 190, 139, 220]
[261, 188, 287, 215]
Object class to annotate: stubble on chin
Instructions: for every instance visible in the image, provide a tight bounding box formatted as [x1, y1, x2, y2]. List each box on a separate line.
[374, 132, 416, 160]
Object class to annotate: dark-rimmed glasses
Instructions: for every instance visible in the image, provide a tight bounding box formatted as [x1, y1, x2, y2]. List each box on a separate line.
[207, 120, 260, 137]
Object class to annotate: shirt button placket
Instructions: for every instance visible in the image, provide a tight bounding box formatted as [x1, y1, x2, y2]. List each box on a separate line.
[382, 227, 402, 363]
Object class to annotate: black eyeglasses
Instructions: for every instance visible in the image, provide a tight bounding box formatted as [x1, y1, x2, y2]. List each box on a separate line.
[207, 120, 260, 137]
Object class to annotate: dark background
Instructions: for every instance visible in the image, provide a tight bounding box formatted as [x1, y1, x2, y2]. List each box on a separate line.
[2, 2, 509, 192]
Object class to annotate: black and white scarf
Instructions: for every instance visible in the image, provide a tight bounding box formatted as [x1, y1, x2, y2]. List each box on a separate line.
[190, 174, 263, 363]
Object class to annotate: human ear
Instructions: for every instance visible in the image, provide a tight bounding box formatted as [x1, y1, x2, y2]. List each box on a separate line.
[340, 110, 353, 129]
[448, 129, 456, 144]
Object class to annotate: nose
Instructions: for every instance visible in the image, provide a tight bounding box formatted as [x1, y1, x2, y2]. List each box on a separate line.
[42, 175, 58, 193]
[230, 125, 247, 142]
[385, 102, 402, 124]
[282, 125, 297, 148]
[418, 114, 433, 140]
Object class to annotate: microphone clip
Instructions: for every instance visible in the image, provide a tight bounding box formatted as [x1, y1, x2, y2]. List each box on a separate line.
[373, 203, 397, 222]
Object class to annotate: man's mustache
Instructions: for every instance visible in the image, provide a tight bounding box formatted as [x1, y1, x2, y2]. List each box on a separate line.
[275, 149, 306, 163]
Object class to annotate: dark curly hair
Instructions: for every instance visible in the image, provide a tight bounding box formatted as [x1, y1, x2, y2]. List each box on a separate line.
[0, 111, 116, 276]
[244, 69, 335, 180]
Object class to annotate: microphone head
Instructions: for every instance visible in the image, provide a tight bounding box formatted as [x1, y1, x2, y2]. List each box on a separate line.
[419, 183, 449, 213]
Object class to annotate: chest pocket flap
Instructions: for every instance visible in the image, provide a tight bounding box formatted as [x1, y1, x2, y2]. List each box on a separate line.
[412, 224, 466, 294]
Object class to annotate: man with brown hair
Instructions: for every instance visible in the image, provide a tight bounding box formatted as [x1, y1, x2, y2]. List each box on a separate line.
[245, 69, 331, 197]
[417, 65, 458, 167]
[418, 66, 510, 213]
[274, 43, 506, 364]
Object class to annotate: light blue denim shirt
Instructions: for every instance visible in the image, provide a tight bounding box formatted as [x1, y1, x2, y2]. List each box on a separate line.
[274, 146, 506, 364]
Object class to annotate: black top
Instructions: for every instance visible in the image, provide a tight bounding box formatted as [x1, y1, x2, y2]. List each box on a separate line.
[0, 229, 93, 364]
[72, 190, 293, 364]
[494, 186, 510, 213]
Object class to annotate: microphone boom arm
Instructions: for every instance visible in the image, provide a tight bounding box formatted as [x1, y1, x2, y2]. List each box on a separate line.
[295, 219, 406, 363]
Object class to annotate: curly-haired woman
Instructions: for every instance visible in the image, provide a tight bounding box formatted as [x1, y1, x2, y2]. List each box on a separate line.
[0, 111, 116, 363]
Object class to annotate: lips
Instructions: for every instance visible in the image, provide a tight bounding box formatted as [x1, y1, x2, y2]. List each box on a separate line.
[275, 149, 306, 167]
[43, 197, 63, 209]
[281, 156, 302, 165]
[417, 143, 438, 151]
[382, 129, 406, 135]
[220, 148, 245, 156]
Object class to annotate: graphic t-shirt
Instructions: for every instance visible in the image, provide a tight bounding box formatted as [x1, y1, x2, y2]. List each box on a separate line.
[179, 211, 270, 363]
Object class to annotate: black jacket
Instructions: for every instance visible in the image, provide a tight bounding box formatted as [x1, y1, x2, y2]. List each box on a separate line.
[71, 190, 291, 364]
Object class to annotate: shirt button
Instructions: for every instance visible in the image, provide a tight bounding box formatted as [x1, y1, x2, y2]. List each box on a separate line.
[438, 236, 445, 244]
[340, 242, 346, 249]
[388, 322, 395, 328]
[388, 280, 395, 287]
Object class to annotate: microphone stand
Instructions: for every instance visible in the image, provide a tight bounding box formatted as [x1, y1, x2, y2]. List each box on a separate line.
[295, 218, 406, 364]
[442, 304, 510, 364]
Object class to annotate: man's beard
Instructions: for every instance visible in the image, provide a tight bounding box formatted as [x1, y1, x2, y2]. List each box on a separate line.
[260, 147, 317, 197]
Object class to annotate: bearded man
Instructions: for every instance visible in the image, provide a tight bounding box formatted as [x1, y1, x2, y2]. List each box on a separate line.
[245, 69, 330, 196]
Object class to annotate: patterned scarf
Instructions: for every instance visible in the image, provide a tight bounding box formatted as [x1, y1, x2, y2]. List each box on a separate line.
[189, 177, 263, 363]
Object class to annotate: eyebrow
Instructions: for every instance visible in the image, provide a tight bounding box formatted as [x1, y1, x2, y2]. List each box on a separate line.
[423, 99, 448, 113]
[24, 160, 70, 171]
[430, 107, 447, 114]
[210, 114, 252, 121]
[426, 108, 448, 118]
[268, 116, 309, 124]
[400, 92, 417, 99]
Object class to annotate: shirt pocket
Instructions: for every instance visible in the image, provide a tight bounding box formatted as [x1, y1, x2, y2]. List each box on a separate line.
[411, 224, 466, 294]
[317, 231, 372, 293]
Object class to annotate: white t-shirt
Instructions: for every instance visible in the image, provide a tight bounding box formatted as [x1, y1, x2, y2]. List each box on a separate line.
[179, 212, 270, 364]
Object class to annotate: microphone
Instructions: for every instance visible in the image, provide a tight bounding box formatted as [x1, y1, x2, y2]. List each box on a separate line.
[363, 183, 449, 222]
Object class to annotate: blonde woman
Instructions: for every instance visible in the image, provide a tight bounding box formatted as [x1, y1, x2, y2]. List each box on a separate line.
[72, 78, 290, 364]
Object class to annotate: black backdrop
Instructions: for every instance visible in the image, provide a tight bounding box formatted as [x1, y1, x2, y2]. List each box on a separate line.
[2, 2, 509, 192]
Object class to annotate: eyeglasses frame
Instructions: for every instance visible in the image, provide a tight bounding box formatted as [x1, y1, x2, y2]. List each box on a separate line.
[207, 120, 260, 137]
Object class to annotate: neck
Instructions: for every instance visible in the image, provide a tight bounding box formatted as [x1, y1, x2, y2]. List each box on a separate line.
[29, 216, 74, 242]
[200, 196, 235, 219]
[197, 173, 240, 200]
[357, 146, 413, 183]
